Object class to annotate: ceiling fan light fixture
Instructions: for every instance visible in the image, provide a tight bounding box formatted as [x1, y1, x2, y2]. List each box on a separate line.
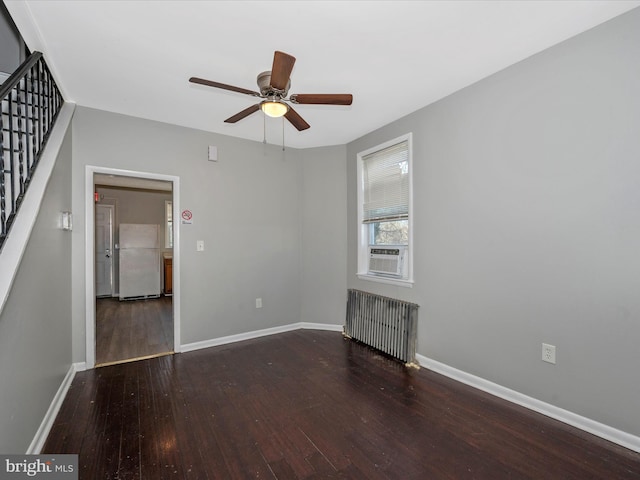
[261, 100, 289, 118]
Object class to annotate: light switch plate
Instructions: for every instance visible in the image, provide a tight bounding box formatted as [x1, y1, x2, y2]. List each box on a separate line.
[208, 145, 218, 161]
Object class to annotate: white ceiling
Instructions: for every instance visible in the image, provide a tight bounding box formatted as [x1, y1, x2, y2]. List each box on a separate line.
[5, 0, 640, 149]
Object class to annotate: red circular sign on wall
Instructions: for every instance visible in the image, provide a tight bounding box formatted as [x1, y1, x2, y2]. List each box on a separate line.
[181, 209, 193, 221]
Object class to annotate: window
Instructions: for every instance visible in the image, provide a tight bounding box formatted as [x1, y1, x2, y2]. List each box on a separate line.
[165, 200, 173, 248]
[357, 133, 413, 285]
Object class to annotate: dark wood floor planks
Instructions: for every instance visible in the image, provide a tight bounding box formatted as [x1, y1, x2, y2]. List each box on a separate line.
[95, 296, 173, 365]
[43, 330, 640, 479]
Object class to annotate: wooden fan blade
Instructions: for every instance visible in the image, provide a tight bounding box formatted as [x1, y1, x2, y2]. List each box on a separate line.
[284, 106, 310, 131]
[290, 94, 353, 105]
[189, 77, 260, 97]
[224, 103, 261, 123]
[270, 51, 296, 91]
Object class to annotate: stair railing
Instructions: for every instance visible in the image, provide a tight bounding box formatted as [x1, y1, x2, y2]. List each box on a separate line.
[0, 51, 63, 252]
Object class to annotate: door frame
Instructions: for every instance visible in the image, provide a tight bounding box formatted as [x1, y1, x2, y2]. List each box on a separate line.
[95, 203, 115, 297]
[85, 165, 181, 369]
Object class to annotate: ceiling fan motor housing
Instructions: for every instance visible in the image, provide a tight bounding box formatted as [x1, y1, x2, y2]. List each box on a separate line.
[257, 71, 291, 98]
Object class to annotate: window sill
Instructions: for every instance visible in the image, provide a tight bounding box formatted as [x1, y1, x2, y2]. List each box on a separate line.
[357, 274, 414, 288]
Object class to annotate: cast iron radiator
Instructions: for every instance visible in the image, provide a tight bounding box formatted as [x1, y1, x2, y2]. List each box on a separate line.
[344, 289, 419, 365]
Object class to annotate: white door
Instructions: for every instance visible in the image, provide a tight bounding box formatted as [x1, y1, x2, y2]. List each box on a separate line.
[95, 204, 115, 297]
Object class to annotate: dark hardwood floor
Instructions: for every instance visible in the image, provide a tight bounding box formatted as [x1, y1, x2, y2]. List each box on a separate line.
[44, 330, 640, 479]
[95, 296, 173, 366]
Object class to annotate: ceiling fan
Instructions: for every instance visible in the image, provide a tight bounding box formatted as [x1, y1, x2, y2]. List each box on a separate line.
[189, 51, 353, 131]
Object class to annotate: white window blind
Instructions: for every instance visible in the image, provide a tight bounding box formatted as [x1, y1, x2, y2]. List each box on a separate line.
[362, 140, 409, 224]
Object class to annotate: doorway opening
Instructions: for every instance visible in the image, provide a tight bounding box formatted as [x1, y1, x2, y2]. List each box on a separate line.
[85, 166, 180, 369]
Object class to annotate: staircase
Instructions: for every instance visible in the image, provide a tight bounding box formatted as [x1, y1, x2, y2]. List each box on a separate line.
[0, 51, 63, 251]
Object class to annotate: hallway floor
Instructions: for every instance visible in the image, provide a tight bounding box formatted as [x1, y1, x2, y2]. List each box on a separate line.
[95, 296, 173, 365]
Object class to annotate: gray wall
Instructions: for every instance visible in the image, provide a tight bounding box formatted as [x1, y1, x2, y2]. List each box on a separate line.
[347, 8, 640, 435]
[72, 107, 345, 361]
[0, 2, 24, 75]
[0, 126, 73, 452]
[300, 145, 348, 325]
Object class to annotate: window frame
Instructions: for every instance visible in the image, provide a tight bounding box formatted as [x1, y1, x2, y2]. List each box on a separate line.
[356, 132, 414, 287]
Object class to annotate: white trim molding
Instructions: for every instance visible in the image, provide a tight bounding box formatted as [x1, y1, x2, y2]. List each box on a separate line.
[356, 132, 414, 285]
[181, 323, 343, 353]
[416, 354, 640, 453]
[85, 166, 181, 368]
[299, 322, 343, 332]
[356, 274, 414, 288]
[27, 364, 79, 454]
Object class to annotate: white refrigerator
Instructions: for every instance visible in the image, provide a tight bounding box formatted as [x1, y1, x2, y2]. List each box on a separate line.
[119, 223, 161, 299]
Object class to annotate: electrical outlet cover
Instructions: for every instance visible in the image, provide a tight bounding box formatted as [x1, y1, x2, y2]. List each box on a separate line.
[542, 343, 556, 364]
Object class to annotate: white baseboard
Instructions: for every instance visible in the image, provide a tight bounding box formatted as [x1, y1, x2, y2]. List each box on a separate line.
[27, 363, 79, 454]
[181, 322, 342, 353]
[416, 354, 640, 453]
[299, 322, 343, 332]
[73, 361, 87, 372]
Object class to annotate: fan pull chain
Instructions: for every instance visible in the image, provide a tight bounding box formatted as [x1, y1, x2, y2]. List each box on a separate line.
[263, 112, 267, 144]
[282, 116, 285, 151]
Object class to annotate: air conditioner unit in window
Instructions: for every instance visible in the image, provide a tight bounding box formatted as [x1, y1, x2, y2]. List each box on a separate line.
[368, 246, 407, 277]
